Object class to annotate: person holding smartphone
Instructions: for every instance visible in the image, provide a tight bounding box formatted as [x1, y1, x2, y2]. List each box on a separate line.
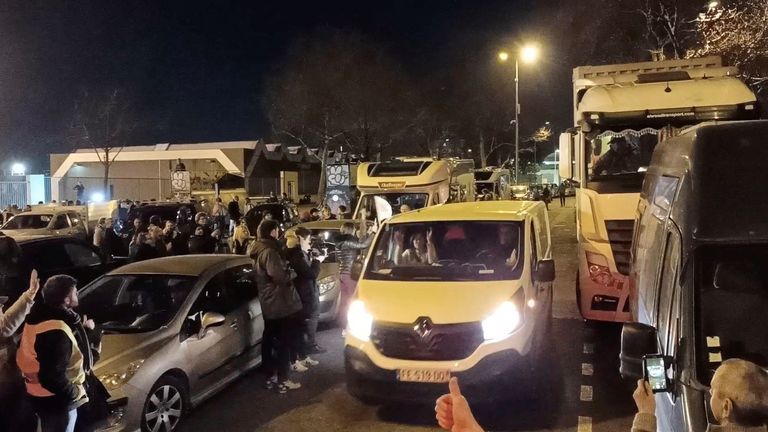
[632, 358, 768, 432]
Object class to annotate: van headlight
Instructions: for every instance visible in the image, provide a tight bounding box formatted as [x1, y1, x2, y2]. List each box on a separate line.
[100, 359, 145, 391]
[318, 275, 337, 295]
[482, 290, 524, 340]
[347, 300, 373, 341]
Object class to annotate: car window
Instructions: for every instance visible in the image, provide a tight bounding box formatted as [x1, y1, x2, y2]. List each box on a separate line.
[65, 242, 102, 267]
[52, 214, 69, 230]
[656, 231, 680, 351]
[190, 265, 256, 315]
[67, 212, 83, 227]
[25, 242, 72, 271]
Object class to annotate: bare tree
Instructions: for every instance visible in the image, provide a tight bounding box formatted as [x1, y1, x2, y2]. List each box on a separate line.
[67, 88, 135, 199]
[265, 29, 414, 199]
[638, 0, 698, 60]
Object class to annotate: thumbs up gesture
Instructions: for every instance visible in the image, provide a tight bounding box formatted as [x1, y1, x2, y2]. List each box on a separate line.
[435, 377, 484, 432]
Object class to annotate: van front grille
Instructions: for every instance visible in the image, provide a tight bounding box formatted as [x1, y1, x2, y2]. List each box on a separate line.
[605, 219, 634, 275]
[371, 319, 484, 361]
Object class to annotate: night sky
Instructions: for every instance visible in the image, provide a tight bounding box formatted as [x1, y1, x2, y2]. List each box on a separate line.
[0, 0, 552, 172]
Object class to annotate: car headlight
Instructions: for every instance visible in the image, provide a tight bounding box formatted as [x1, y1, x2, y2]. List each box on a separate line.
[481, 290, 525, 340]
[347, 300, 373, 341]
[318, 275, 337, 295]
[99, 359, 145, 391]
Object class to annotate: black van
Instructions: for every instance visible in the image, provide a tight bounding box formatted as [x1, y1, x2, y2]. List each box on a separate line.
[620, 120, 768, 431]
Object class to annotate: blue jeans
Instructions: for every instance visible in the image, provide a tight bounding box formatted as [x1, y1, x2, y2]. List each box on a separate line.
[37, 406, 77, 432]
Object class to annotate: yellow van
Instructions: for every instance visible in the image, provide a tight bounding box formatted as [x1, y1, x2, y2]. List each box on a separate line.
[344, 201, 555, 404]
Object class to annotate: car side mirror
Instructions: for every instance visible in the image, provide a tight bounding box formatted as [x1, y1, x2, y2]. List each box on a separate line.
[534, 259, 555, 282]
[199, 312, 225, 338]
[620, 322, 658, 379]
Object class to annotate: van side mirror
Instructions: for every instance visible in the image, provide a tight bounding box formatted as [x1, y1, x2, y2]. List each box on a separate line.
[620, 322, 658, 379]
[534, 259, 555, 282]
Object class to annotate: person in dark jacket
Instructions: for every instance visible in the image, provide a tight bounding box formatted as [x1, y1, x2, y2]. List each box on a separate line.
[336, 222, 374, 328]
[188, 226, 217, 254]
[227, 196, 242, 236]
[250, 219, 303, 393]
[16, 275, 94, 432]
[284, 228, 327, 360]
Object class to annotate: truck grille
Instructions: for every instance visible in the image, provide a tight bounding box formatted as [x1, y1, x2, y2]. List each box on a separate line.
[371, 319, 484, 361]
[605, 219, 634, 275]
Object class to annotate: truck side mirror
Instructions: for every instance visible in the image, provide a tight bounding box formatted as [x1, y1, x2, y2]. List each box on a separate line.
[620, 322, 658, 379]
[534, 259, 555, 282]
[558, 133, 573, 180]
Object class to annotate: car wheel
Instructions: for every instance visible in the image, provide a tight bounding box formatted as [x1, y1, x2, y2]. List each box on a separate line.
[141, 375, 188, 432]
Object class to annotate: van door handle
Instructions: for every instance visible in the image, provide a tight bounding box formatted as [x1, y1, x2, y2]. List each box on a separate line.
[230, 320, 238, 329]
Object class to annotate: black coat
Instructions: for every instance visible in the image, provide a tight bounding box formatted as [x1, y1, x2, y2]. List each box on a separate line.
[250, 238, 302, 320]
[284, 246, 320, 313]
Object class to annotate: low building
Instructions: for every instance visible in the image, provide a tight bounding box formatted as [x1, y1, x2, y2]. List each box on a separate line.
[50, 140, 320, 203]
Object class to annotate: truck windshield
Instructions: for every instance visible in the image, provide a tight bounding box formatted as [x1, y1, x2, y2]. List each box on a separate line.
[356, 193, 428, 220]
[587, 128, 661, 180]
[695, 244, 768, 385]
[365, 221, 524, 281]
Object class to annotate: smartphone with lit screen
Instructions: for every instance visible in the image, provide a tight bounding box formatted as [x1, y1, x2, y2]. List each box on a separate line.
[643, 354, 670, 393]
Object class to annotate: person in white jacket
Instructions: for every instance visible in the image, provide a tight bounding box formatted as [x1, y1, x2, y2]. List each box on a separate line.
[0, 270, 39, 337]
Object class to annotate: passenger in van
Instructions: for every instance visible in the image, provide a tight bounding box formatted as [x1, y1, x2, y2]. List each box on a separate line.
[396, 230, 437, 265]
[632, 358, 768, 432]
[400, 204, 412, 214]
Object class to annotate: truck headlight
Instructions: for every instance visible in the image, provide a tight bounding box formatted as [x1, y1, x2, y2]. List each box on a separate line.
[318, 275, 337, 295]
[100, 359, 145, 391]
[347, 300, 373, 341]
[482, 290, 524, 340]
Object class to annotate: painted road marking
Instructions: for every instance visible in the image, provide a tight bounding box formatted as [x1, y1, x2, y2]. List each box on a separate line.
[580, 385, 593, 401]
[583, 343, 594, 354]
[577, 416, 593, 432]
[581, 363, 594, 376]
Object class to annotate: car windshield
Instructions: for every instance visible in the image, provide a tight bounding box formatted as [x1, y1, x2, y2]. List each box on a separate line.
[2, 214, 52, 229]
[253, 205, 288, 222]
[365, 221, 524, 281]
[306, 229, 342, 263]
[356, 193, 428, 220]
[78, 274, 196, 333]
[475, 182, 494, 195]
[695, 244, 768, 385]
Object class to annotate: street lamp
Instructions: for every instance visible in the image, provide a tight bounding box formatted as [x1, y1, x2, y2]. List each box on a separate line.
[498, 43, 540, 184]
[10, 163, 26, 176]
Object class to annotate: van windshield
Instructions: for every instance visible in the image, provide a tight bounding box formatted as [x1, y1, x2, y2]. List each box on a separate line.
[365, 221, 524, 281]
[695, 244, 768, 384]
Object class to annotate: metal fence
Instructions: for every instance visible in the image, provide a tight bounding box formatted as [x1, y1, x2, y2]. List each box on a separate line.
[0, 180, 28, 207]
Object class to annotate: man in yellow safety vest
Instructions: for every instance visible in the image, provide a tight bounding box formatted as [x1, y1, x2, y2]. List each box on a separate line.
[17, 275, 88, 432]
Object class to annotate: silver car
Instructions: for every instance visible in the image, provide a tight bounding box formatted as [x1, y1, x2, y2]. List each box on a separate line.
[77, 255, 264, 432]
[1, 208, 88, 241]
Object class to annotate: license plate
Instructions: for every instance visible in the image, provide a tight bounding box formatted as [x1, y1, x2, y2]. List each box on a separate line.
[397, 368, 451, 383]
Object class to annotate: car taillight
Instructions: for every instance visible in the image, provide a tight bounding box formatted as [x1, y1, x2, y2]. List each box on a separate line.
[586, 252, 616, 287]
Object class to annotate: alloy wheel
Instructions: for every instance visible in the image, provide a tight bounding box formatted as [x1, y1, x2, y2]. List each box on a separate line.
[144, 384, 183, 432]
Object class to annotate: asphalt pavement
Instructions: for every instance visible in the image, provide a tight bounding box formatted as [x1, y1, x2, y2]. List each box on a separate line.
[181, 197, 637, 432]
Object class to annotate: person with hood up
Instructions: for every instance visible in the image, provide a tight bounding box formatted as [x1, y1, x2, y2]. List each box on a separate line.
[250, 219, 303, 393]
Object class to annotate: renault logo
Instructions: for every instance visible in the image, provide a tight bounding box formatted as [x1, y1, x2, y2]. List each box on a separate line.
[414, 317, 433, 338]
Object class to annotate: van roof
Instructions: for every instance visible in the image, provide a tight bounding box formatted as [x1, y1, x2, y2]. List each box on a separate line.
[653, 120, 768, 241]
[385, 200, 542, 224]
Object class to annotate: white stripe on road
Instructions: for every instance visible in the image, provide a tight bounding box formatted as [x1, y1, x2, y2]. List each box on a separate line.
[581, 363, 594, 376]
[580, 385, 593, 402]
[577, 416, 593, 432]
[583, 343, 594, 354]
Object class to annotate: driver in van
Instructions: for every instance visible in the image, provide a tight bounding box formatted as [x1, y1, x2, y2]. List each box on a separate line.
[476, 224, 519, 268]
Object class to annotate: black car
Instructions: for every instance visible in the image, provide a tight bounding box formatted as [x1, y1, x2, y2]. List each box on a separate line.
[115, 202, 200, 236]
[242, 202, 300, 235]
[0, 235, 130, 303]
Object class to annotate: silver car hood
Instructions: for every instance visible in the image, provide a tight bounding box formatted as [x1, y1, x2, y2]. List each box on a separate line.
[94, 330, 175, 375]
[4, 228, 52, 237]
[318, 262, 338, 280]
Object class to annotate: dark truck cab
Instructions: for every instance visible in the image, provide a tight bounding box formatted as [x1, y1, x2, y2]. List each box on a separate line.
[622, 120, 768, 432]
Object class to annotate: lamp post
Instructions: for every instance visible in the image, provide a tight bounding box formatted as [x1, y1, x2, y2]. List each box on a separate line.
[499, 44, 539, 184]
